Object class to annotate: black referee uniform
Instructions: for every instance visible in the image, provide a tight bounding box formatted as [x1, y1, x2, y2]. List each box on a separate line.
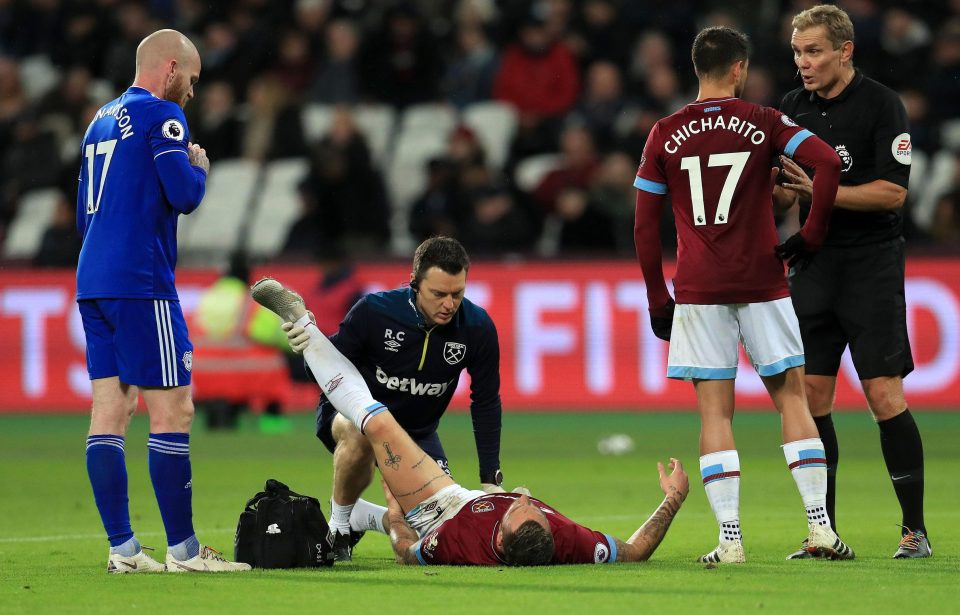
[780, 69, 928, 550]
[780, 69, 912, 380]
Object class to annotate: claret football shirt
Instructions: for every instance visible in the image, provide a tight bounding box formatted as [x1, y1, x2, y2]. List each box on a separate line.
[414, 493, 617, 566]
[634, 97, 813, 304]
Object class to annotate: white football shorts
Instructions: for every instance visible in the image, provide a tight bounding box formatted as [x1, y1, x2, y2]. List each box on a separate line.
[666, 297, 804, 380]
[405, 484, 486, 536]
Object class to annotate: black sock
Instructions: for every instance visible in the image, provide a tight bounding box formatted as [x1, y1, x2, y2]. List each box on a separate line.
[878, 409, 925, 534]
[814, 414, 839, 533]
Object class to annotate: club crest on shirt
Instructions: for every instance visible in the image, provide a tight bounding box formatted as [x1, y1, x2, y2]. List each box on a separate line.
[182, 351, 192, 372]
[891, 133, 912, 165]
[471, 500, 496, 513]
[422, 531, 439, 555]
[835, 144, 853, 172]
[161, 119, 185, 141]
[443, 342, 466, 365]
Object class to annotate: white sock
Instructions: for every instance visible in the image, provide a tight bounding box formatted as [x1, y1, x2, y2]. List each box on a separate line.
[349, 498, 387, 534]
[782, 438, 830, 527]
[329, 499, 354, 535]
[700, 450, 742, 543]
[296, 314, 386, 432]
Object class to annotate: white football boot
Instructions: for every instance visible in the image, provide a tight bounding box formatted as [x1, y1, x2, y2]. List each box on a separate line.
[698, 539, 745, 564]
[804, 523, 855, 560]
[107, 547, 166, 573]
[165, 545, 252, 573]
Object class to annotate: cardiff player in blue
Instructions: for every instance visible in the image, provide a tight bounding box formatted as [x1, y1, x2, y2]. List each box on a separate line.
[77, 29, 248, 573]
[282, 237, 505, 561]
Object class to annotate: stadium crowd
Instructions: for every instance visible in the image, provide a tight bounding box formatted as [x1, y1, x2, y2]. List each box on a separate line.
[2, 0, 960, 264]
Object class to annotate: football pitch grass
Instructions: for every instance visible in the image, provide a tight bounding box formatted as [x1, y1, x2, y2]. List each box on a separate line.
[1, 411, 957, 614]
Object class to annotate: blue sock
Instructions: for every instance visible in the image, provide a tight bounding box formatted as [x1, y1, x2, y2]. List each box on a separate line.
[148, 433, 197, 555]
[86, 435, 135, 549]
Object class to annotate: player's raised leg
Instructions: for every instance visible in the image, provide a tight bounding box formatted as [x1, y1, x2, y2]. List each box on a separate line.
[251, 277, 457, 512]
[694, 379, 746, 564]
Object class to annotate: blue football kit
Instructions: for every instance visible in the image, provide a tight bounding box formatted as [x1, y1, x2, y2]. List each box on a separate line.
[76, 86, 206, 387]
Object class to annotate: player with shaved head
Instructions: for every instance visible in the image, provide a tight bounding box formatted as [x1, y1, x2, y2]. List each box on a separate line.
[77, 29, 249, 573]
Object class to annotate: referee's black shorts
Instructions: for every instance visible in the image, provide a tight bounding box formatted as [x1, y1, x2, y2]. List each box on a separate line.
[788, 237, 914, 380]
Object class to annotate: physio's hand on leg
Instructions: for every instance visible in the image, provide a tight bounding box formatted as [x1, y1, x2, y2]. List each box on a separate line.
[281, 310, 315, 353]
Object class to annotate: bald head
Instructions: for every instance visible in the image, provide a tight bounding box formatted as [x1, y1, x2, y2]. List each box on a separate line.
[132, 29, 201, 108]
[136, 29, 198, 73]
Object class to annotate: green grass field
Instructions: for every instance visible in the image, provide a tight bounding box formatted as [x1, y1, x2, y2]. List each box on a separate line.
[1, 411, 956, 614]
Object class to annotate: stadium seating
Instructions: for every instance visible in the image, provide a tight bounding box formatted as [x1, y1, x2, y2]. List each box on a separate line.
[18, 55, 60, 102]
[2, 188, 61, 260]
[462, 101, 518, 171]
[352, 104, 396, 166]
[398, 102, 458, 136]
[514, 153, 562, 192]
[301, 104, 334, 143]
[177, 159, 260, 261]
[245, 158, 310, 259]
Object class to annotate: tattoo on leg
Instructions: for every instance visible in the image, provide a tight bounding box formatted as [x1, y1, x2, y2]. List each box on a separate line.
[382, 442, 402, 471]
[411, 454, 428, 470]
[395, 473, 448, 498]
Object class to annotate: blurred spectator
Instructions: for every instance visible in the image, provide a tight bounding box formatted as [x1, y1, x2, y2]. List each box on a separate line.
[272, 29, 316, 96]
[616, 104, 664, 168]
[309, 19, 361, 104]
[567, 0, 631, 69]
[495, 11, 580, 163]
[573, 60, 627, 152]
[925, 19, 960, 128]
[191, 81, 243, 161]
[880, 8, 932, 91]
[358, 2, 442, 108]
[930, 189, 960, 246]
[642, 64, 686, 114]
[409, 158, 462, 242]
[241, 75, 307, 161]
[901, 89, 939, 154]
[37, 65, 94, 134]
[1, 111, 61, 227]
[50, 5, 107, 73]
[494, 11, 580, 121]
[460, 183, 534, 255]
[554, 186, 615, 254]
[589, 151, 637, 255]
[532, 124, 598, 213]
[299, 107, 391, 256]
[294, 0, 333, 59]
[33, 190, 81, 268]
[628, 30, 675, 96]
[101, 2, 155, 90]
[441, 24, 499, 109]
[0, 55, 28, 148]
[741, 65, 776, 108]
[409, 124, 489, 241]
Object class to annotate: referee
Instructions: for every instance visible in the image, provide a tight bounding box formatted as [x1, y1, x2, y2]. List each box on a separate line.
[774, 5, 930, 559]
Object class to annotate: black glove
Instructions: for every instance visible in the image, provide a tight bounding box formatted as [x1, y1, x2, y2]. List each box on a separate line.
[649, 298, 675, 341]
[775, 232, 815, 270]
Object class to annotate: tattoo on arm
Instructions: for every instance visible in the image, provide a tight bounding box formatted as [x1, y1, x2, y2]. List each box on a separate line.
[621, 488, 684, 562]
[382, 441, 402, 471]
[411, 454, 428, 470]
